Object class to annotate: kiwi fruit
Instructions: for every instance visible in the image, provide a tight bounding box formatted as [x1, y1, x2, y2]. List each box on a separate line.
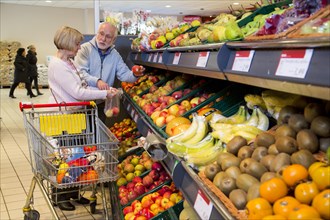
[229, 189, 247, 210]
[226, 136, 247, 156]
[246, 161, 268, 179]
[216, 152, 236, 167]
[255, 133, 275, 148]
[225, 166, 241, 180]
[268, 144, 279, 155]
[213, 172, 228, 188]
[240, 158, 256, 173]
[319, 138, 330, 152]
[236, 173, 259, 192]
[275, 136, 298, 154]
[304, 102, 325, 123]
[270, 152, 291, 172]
[288, 114, 309, 132]
[247, 182, 261, 201]
[260, 154, 276, 171]
[260, 172, 277, 183]
[311, 116, 330, 138]
[219, 176, 237, 196]
[204, 163, 221, 181]
[275, 124, 297, 139]
[251, 147, 268, 162]
[277, 105, 300, 125]
[296, 129, 319, 153]
[291, 149, 316, 169]
[237, 146, 254, 159]
[221, 156, 241, 171]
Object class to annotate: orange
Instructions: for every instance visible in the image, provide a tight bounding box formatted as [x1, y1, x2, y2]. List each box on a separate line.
[282, 164, 308, 187]
[287, 204, 321, 220]
[294, 181, 319, 204]
[312, 189, 330, 219]
[246, 197, 273, 220]
[273, 196, 300, 218]
[260, 177, 288, 203]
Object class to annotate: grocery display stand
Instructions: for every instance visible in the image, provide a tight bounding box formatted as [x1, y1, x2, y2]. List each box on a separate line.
[123, 38, 330, 219]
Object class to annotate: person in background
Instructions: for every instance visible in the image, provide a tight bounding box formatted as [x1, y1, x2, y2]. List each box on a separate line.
[26, 45, 43, 95]
[48, 26, 117, 211]
[75, 22, 145, 121]
[9, 48, 36, 98]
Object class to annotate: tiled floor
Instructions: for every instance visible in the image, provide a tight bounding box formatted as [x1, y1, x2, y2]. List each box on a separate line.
[1, 88, 112, 220]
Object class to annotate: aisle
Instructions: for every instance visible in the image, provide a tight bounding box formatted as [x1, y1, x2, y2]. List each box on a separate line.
[0, 88, 109, 220]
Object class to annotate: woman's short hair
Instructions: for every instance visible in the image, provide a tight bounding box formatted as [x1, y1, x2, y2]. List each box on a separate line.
[53, 26, 84, 51]
[27, 45, 36, 50]
[17, 48, 25, 55]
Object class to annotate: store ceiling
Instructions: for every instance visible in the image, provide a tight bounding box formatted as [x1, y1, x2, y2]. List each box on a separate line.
[0, 0, 259, 16]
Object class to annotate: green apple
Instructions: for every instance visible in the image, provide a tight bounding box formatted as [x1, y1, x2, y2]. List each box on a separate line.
[125, 172, 135, 182]
[166, 32, 175, 41]
[135, 164, 146, 172]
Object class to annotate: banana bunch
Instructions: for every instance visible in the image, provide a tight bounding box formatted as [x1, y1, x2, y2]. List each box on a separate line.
[210, 106, 269, 143]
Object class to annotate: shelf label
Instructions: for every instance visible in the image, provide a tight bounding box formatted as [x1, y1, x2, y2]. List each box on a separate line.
[194, 189, 213, 220]
[134, 53, 138, 60]
[173, 52, 181, 64]
[196, 51, 210, 67]
[275, 49, 313, 79]
[148, 54, 153, 62]
[133, 111, 139, 122]
[232, 50, 255, 72]
[153, 52, 158, 62]
[158, 53, 163, 63]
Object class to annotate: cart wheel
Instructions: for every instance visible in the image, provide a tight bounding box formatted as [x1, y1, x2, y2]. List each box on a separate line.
[90, 201, 97, 214]
[24, 210, 40, 220]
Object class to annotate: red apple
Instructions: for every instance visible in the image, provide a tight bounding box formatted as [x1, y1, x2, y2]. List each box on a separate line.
[155, 40, 164, 49]
[134, 182, 146, 195]
[163, 191, 172, 199]
[151, 162, 163, 172]
[171, 91, 183, 99]
[123, 206, 133, 215]
[141, 197, 154, 208]
[126, 182, 135, 190]
[132, 176, 142, 184]
[132, 65, 144, 76]
[149, 170, 160, 181]
[118, 185, 128, 193]
[127, 191, 138, 201]
[168, 104, 180, 116]
[142, 175, 153, 188]
[112, 107, 120, 116]
[150, 192, 160, 201]
[155, 116, 166, 127]
[120, 196, 129, 205]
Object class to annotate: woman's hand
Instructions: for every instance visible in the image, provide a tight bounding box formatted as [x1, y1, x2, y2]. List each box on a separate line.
[97, 79, 109, 90]
[106, 87, 118, 98]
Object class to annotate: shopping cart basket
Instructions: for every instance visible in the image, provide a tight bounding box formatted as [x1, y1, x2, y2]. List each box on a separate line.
[20, 101, 119, 220]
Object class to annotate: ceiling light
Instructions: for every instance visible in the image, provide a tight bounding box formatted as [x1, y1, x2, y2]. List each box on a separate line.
[45, 0, 52, 2]
[165, 5, 171, 8]
[232, 2, 240, 5]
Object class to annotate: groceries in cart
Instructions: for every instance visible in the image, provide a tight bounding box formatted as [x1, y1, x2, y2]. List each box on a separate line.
[104, 88, 123, 118]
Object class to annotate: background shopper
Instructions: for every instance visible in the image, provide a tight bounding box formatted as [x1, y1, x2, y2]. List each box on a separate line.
[47, 26, 117, 211]
[26, 45, 43, 95]
[9, 48, 36, 98]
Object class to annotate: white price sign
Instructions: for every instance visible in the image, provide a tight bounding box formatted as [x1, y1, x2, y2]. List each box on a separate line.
[194, 190, 213, 220]
[232, 50, 255, 72]
[196, 51, 210, 67]
[275, 49, 313, 79]
[173, 52, 181, 64]
[134, 53, 138, 60]
[153, 52, 158, 62]
[148, 54, 153, 62]
[158, 53, 163, 63]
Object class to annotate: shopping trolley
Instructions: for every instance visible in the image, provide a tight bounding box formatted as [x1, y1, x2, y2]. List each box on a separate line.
[19, 101, 119, 220]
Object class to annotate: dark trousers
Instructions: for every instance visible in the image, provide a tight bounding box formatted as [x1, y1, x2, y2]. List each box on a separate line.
[30, 76, 41, 93]
[9, 82, 33, 96]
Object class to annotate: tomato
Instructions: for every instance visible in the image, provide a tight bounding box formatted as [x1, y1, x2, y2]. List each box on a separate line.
[83, 145, 97, 154]
[246, 198, 273, 219]
[273, 196, 300, 218]
[312, 189, 330, 219]
[260, 177, 288, 203]
[294, 181, 319, 204]
[282, 164, 309, 187]
[287, 204, 321, 220]
[309, 164, 330, 190]
[262, 214, 286, 220]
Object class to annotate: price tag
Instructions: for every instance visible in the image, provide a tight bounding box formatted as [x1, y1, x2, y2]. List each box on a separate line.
[275, 49, 313, 79]
[158, 53, 163, 63]
[133, 112, 139, 122]
[148, 54, 153, 62]
[232, 50, 255, 72]
[126, 104, 131, 112]
[173, 52, 181, 64]
[153, 52, 158, 62]
[134, 53, 138, 60]
[194, 190, 213, 220]
[196, 51, 210, 67]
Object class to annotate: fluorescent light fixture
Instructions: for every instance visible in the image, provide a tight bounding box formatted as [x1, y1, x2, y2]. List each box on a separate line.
[146, 10, 151, 13]
[45, 0, 52, 2]
[165, 5, 171, 8]
[232, 2, 240, 5]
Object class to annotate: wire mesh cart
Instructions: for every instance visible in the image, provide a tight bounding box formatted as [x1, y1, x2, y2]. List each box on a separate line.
[19, 101, 119, 220]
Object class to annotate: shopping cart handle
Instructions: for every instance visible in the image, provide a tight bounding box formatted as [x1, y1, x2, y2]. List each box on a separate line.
[19, 101, 96, 111]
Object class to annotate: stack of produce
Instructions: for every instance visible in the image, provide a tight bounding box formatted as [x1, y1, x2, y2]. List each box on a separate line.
[109, 118, 139, 142]
[0, 41, 21, 86]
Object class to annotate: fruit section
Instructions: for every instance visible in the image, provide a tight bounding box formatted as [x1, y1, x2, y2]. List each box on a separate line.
[114, 2, 329, 220]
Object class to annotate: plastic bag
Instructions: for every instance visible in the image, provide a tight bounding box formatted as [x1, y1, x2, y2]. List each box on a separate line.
[104, 88, 123, 118]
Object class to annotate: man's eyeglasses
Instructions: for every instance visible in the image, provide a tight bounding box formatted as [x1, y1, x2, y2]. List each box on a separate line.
[98, 31, 114, 40]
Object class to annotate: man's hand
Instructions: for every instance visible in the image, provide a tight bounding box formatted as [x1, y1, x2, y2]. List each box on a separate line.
[132, 65, 145, 77]
[97, 79, 109, 90]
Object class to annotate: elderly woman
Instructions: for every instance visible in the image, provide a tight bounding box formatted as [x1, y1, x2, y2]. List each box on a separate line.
[26, 45, 43, 95]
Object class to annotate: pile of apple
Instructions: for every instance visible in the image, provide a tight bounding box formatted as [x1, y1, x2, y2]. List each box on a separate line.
[122, 182, 184, 220]
[118, 137, 139, 158]
[122, 75, 149, 92]
[109, 118, 138, 141]
[116, 151, 153, 187]
[118, 161, 171, 206]
[126, 74, 166, 97]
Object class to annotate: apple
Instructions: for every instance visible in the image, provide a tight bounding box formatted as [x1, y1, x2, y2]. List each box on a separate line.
[151, 162, 163, 172]
[120, 196, 129, 205]
[150, 110, 161, 121]
[142, 175, 153, 188]
[105, 109, 113, 117]
[164, 200, 175, 209]
[118, 185, 128, 193]
[132, 176, 142, 184]
[154, 196, 163, 206]
[160, 197, 170, 209]
[190, 97, 199, 107]
[135, 164, 146, 172]
[155, 40, 164, 49]
[126, 172, 135, 182]
[149, 170, 160, 181]
[150, 203, 160, 215]
[134, 182, 146, 195]
[175, 194, 183, 203]
[126, 181, 135, 190]
[165, 115, 176, 124]
[124, 212, 135, 220]
[163, 191, 172, 199]
[168, 104, 180, 116]
[139, 208, 155, 219]
[167, 97, 177, 105]
[141, 197, 154, 208]
[132, 65, 144, 76]
[143, 159, 153, 170]
[112, 107, 119, 116]
[169, 193, 178, 203]
[159, 109, 168, 117]
[171, 91, 183, 99]
[134, 216, 147, 220]
[155, 116, 166, 127]
[181, 100, 192, 111]
[124, 163, 135, 173]
[123, 206, 133, 215]
[165, 32, 175, 41]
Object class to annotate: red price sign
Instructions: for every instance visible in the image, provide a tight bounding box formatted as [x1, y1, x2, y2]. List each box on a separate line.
[194, 190, 213, 220]
[196, 51, 210, 67]
[232, 50, 255, 72]
[275, 49, 313, 79]
[173, 52, 181, 64]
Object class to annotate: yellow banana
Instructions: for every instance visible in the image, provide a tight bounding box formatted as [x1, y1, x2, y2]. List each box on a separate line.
[256, 108, 269, 131]
[211, 106, 247, 124]
[242, 108, 259, 127]
[183, 115, 208, 145]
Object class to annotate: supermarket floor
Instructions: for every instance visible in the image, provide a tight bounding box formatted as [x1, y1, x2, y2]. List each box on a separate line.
[0, 88, 111, 220]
